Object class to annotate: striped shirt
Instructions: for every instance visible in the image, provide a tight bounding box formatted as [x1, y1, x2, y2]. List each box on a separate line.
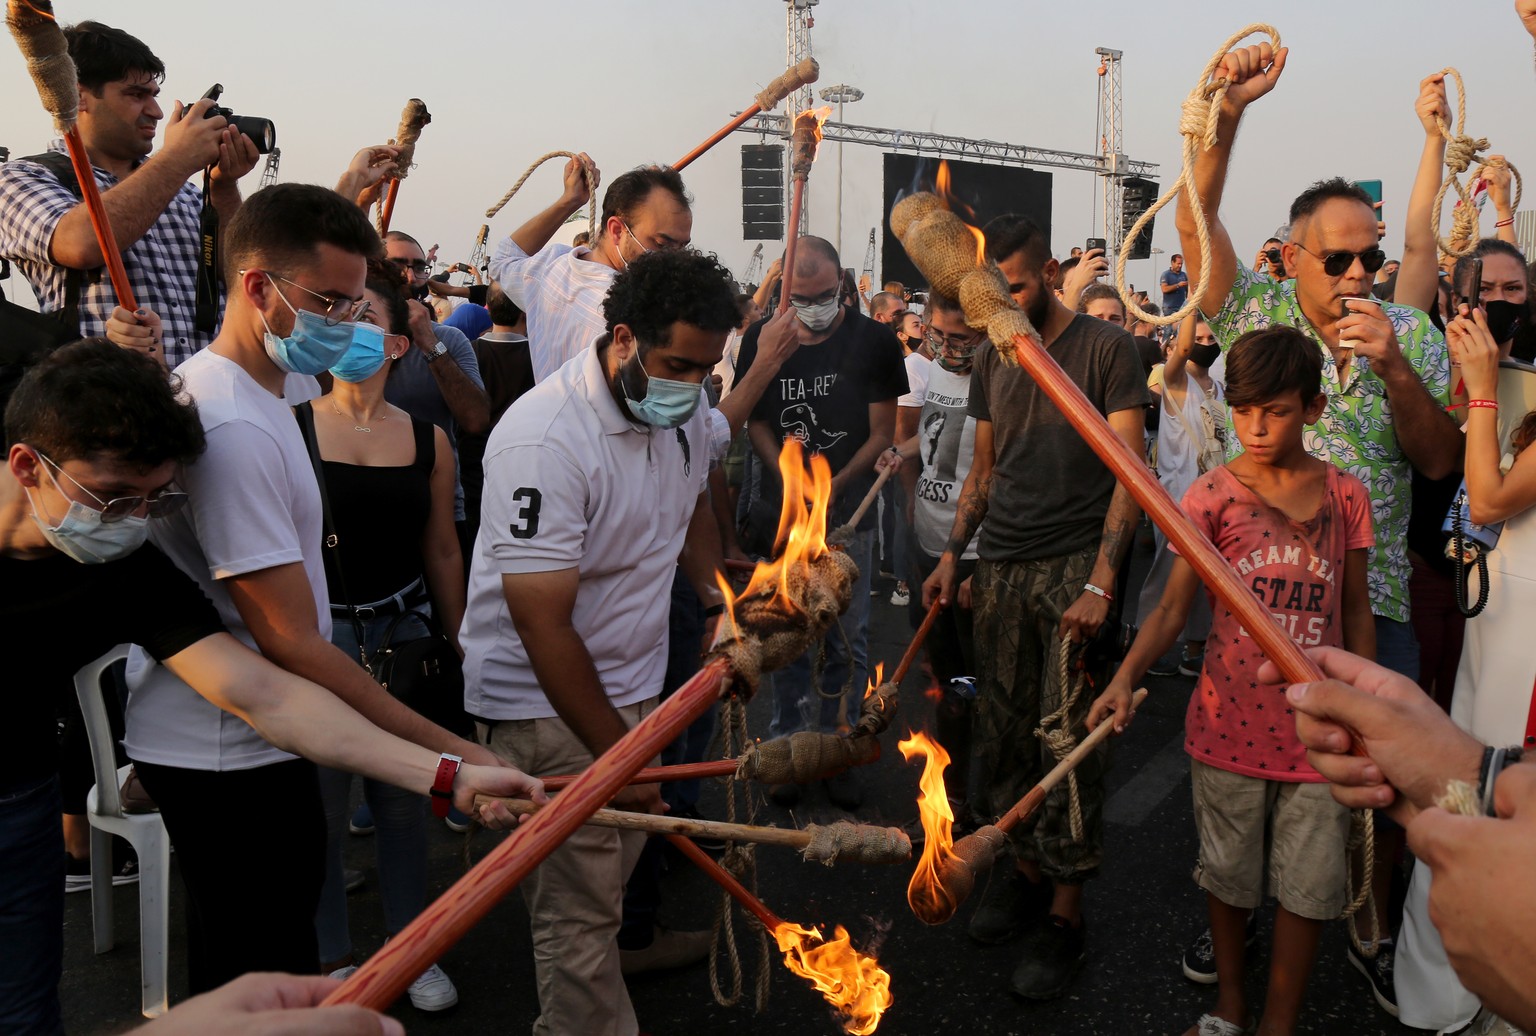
[0, 141, 217, 368]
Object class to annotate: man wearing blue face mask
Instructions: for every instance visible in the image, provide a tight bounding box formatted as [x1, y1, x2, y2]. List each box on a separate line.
[122, 184, 513, 995]
[733, 236, 910, 810]
[460, 249, 736, 1036]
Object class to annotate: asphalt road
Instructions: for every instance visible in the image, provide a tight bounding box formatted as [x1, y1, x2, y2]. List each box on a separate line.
[60, 534, 1425, 1035]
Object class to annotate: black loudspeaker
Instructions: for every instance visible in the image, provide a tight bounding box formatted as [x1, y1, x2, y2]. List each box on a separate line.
[742, 144, 784, 241]
[1120, 177, 1158, 261]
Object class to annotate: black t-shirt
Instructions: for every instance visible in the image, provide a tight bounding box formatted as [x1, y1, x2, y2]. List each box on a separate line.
[2, 544, 224, 793]
[461, 334, 536, 522]
[735, 310, 908, 529]
[969, 314, 1149, 562]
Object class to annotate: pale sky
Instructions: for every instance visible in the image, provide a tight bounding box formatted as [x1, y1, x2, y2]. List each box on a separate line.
[3, 0, 1532, 308]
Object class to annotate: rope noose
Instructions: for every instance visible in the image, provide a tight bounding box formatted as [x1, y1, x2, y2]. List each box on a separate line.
[707, 685, 772, 1011]
[1036, 637, 1089, 843]
[1431, 68, 1523, 260]
[1115, 24, 1282, 328]
[485, 151, 597, 240]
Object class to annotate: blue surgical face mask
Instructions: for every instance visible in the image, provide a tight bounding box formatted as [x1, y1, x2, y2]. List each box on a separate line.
[25, 466, 148, 564]
[260, 282, 357, 376]
[330, 322, 390, 383]
[619, 349, 701, 429]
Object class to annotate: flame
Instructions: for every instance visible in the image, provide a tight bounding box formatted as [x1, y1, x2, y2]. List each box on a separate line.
[772, 921, 893, 1034]
[796, 104, 833, 137]
[863, 662, 885, 700]
[922, 678, 943, 705]
[934, 161, 987, 265]
[732, 438, 834, 614]
[897, 731, 959, 924]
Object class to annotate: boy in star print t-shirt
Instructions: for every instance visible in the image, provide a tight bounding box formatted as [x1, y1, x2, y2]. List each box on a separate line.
[1090, 326, 1374, 1036]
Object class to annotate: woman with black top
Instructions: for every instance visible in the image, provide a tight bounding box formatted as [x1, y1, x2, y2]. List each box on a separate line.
[298, 259, 465, 1010]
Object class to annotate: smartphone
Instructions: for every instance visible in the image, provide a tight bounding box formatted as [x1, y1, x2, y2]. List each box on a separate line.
[1353, 179, 1384, 214]
[1085, 237, 1107, 254]
[1454, 257, 1483, 310]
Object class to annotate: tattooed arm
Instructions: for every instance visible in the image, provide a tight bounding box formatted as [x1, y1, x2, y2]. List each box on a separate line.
[922, 419, 994, 608]
[1059, 407, 1145, 642]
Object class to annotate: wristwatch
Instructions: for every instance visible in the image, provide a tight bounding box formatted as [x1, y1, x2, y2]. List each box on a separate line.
[429, 753, 463, 818]
[423, 339, 448, 363]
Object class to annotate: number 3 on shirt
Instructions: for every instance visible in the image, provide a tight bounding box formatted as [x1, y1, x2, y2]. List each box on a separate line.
[509, 487, 543, 539]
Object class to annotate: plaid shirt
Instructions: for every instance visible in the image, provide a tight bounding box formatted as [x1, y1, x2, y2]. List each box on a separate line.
[0, 141, 218, 368]
[1206, 263, 1452, 624]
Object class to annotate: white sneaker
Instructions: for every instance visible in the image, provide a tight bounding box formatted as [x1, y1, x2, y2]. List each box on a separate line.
[889, 584, 911, 606]
[328, 964, 358, 981]
[407, 963, 459, 1011]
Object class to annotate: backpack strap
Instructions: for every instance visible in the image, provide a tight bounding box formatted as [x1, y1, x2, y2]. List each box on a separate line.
[21, 151, 91, 333]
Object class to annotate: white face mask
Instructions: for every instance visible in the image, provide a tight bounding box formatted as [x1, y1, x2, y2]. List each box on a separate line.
[26, 462, 149, 564]
[793, 296, 841, 332]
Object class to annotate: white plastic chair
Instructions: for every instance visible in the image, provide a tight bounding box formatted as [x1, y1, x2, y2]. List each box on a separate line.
[73, 645, 170, 1019]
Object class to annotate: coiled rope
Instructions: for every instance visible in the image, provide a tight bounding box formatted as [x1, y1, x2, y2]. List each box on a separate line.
[1116, 24, 1282, 328]
[707, 690, 772, 1011]
[1431, 67, 1523, 260]
[1036, 638, 1089, 843]
[484, 151, 597, 239]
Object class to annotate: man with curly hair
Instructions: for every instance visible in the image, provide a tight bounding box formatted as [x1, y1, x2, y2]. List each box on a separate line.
[460, 249, 737, 1036]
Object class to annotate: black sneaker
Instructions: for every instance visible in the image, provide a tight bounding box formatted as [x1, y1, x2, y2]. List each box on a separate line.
[824, 769, 863, 811]
[967, 867, 1051, 945]
[1009, 915, 1087, 1000]
[64, 844, 139, 895]
[1178, 651, 1206, 677]
[1181, 912, 1259, 984]
[1347, 940, 1398, 1018]
[1146, 657, 1182, 678]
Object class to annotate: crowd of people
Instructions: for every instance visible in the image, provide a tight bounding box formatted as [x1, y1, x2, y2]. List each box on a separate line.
[4, 9, 1536, 1036]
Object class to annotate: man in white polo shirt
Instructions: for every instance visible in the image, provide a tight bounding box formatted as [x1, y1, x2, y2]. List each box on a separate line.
[462, 249, 737, 1036]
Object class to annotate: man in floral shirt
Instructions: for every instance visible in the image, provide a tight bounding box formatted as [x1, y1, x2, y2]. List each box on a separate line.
[1173, 42, 1459, 681]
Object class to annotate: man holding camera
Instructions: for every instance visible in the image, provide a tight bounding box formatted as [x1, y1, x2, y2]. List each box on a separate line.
[0, 20, 261, 369]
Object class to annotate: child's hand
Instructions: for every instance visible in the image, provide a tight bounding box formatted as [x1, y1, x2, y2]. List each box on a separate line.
[1087, 680, 1137, 735]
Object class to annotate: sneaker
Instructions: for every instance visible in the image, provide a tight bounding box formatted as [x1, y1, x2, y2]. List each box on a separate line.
[1348, 939, 1398, 1018]
[889, 584, 911, 607]
[344, 868, 366, 894]
[1181, 913, 1259, 984]
[824, 768, 864, 811]
[1178, 651, 1206, 677]
[1009, 915, 1087, 1000]
[64, 845, 139, 894]
[619, 926, 713, 976]
[1188, 1013, 1251, 1036]
[967, 867, 1051, 945]
[349, 802, 375, 836]
[328, 964, 358, 981]
[444, 806, 472, 834]
[1444, 1007, 1527, 1035]
[1146, 657, 1182, 678]
[407, 963, 459, 1011]
[767, 782, 805, 808]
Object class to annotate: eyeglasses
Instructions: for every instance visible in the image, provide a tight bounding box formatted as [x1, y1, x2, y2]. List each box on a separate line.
[925, 329, 983, 351]
[789, 289, 840, 307]
[264, 273, 371, 327]
[34, 450, 188, 523]
[388, 258, 430, 275]
[1292, 243, 1387, 277]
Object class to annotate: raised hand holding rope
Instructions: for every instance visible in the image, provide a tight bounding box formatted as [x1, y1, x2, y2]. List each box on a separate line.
[1431, 67, 1523, 259]
[1115, 25, 1284, 328]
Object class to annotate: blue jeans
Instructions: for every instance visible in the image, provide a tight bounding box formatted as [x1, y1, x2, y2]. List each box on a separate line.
[1374, 615, 1421, 683]
[315, 610, 431, 963]
[0, 776, 64, 1035]
[770, 528, 876, 737]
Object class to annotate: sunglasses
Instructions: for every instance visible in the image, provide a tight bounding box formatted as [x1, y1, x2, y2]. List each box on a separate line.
[1292, 244, 1387, 277]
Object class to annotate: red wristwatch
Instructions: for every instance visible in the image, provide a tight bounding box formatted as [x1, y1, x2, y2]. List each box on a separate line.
[430, 753, 463, 818]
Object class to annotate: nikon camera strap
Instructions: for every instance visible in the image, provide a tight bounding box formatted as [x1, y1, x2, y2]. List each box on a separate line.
[194, 166, 221, 334]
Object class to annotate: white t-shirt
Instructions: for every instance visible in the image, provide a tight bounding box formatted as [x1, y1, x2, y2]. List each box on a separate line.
[123, 351, 328, 771]
[898, 350, 931, 409]
[913, 364, 981, 559]
[461, 346, 709, 720]
[490, 237, 614, 383]
[1156, 372, 1226, 498]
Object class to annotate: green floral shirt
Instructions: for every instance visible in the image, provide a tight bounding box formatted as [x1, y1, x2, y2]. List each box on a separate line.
[1206, 265, 1452, 623]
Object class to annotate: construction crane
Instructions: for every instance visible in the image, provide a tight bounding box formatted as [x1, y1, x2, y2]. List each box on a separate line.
[259, 147, 281, 188]
[741, 242, 764, 288]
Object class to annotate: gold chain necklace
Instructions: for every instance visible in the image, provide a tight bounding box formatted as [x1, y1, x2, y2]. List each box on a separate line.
[331, 399, 388, 433]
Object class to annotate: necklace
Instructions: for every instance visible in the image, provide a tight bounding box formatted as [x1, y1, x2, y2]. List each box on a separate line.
[331, 399, 388, 433]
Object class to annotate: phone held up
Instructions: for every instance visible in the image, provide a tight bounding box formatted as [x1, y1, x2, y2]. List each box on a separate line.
[1455, 257, 1483, 311]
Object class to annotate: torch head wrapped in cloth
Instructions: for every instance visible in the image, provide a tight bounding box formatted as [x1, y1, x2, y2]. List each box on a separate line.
[7, 0, 78, 135]
[889, 192, 1043, 365]
[388, 98, 432, 180]
[789, 106, 831, 181]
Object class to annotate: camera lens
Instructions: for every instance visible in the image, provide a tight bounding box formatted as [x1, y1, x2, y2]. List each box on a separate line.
[229, 116, 276, 154]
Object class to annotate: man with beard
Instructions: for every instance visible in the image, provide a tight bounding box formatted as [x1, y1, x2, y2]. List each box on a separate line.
[1175, 43, 1460, 1012]
[460, 250, 735, 1036]
[922, 214, 1147, 1000]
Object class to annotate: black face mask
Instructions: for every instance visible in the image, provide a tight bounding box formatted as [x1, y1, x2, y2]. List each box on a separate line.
[1189, 343, 1222, 369]
[1484, 299, 1529, 345]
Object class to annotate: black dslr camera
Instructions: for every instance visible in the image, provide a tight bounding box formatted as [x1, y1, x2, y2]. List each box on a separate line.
[197, 84, 275, 154]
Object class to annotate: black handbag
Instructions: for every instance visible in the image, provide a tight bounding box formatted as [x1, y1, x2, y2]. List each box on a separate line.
[295, 402, 471, 736]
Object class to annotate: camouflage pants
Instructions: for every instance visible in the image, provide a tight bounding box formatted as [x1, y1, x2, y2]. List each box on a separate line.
[972, 548, 1110, 883]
